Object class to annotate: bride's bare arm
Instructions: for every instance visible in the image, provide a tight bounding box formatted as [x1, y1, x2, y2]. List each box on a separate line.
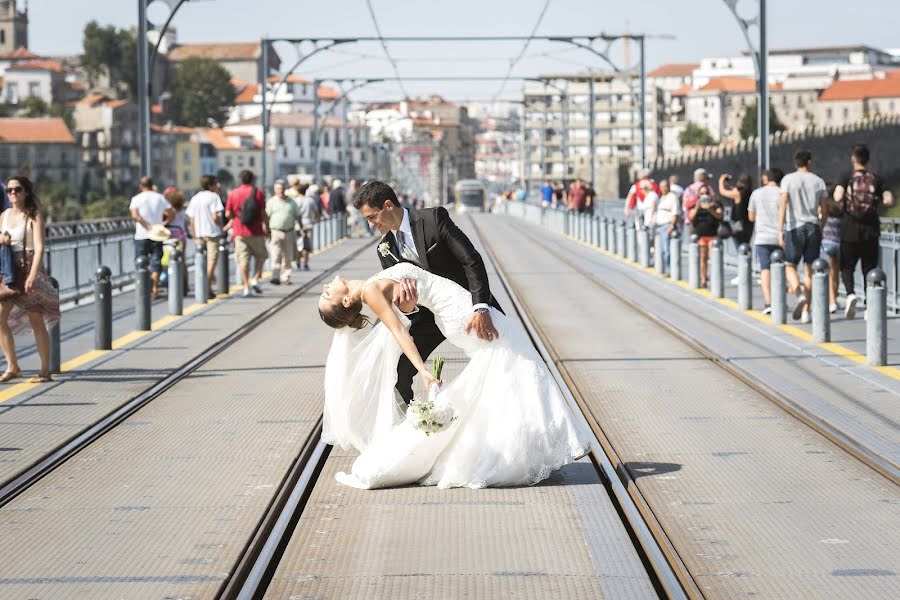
[363, 282, 437, 388]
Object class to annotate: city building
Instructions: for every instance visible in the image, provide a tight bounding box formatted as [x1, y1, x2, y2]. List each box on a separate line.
[0, 0, 27, 55]
[202, 127, 261, 189]
[817, 74, 900, 124]
[0, 117, 78, 187]
[3, 58, 75, 106]
[166, 40, 280, 85]
[226, 76, 342, 125]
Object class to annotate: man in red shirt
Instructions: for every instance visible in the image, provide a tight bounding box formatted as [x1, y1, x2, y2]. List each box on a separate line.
[225, 169, 269, 297]
[625, 168, 661, 214]
[568, 178, 587, 213]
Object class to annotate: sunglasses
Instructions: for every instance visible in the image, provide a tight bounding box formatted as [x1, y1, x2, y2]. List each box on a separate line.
[7, 186, 23, 194]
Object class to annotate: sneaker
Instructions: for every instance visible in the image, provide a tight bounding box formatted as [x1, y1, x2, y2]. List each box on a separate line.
[303, 264, 310, 271]
[829, 303, 838, 314]
[801, 310, 810, 324]
[730, 275, 740, 286]
[792, 294, 808, 321]
[242, 287, 252, 298]
[252, 283, 263, 294]
[762, 305, 772, 315]
[270, 278, 281, 285]
[845, 293, 858, 320]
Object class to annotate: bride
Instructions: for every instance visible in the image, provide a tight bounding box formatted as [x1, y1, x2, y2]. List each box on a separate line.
[318, 262, 591, 489]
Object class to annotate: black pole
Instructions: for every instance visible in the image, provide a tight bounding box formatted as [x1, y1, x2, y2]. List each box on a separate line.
[135, 256, 152, 331]
[95, 266, 112, 350]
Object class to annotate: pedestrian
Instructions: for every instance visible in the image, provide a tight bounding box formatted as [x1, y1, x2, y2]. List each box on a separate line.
[295, 183, 321, 271]
[778, 149, 827, 323]
[655, 179, 681, 276]
[347, 179, 364, 236]
[320, 184, 330, 214]
[820, 184, 843, 314]
[568, 178, 587, 213]
[130, 176, 171, 299]
[682, 168, 716, 237]
[835, 143, 895, 319]
[637, 180, 658, 231]
[329, 178, 347, 217]
[624, 168, 660, 217]
[225, 169, 269, 298]
[688, 184, 723, 289]
[748, 168, 784, 314]
[186, 175, 225, 291]
[668, 174, 684, 200]
[552, 182, 564, 208]
[164, 187, 189, 292]
[540, 179, 554, 208]
[718, 173, 754, 284]
[0, 176, 60, 383]
[585, 181, 596, 215]
[266, 179, 299, 285]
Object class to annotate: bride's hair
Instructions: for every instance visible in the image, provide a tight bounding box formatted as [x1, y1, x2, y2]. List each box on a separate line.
[319, 296, 370, 330]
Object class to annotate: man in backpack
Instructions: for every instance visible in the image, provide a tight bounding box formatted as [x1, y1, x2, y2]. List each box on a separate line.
[835, 143, 895, 319]
[225, 169, 269, 297]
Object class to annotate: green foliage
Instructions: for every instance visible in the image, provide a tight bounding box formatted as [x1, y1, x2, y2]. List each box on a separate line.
[165, 57, 236, 127]
[20, 95, 49, 117]
[36, 179, 81, 222]
[740, 101, 786, 140]
[216, 168, 234, 188]
[678, 122, 716, 147]
[81, 21, 144, 98]
[83, 196, 131, 219]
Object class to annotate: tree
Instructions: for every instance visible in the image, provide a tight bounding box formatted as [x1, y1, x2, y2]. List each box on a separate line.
[119, 27, 151, 100]
[20, 95, 49, 118]
[678, 122, 716, 147]
[216, 168, 234, 188]
[166, 57, 236, 127]
[83, 196, 131, 219]
[81, 20, 124, 87]
[740, 101, 785, 140]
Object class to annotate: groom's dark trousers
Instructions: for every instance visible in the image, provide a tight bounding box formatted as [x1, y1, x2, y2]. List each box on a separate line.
[377, 206, 503, 402]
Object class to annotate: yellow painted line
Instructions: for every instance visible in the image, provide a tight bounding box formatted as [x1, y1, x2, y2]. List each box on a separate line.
[60, 349, 109, 372]
[873, 365, 900, 379]
[111, 330, 148, 349]
[819, 342, 867, 365]
[693, 288, 712, 298]
[0, 381, 39, 403]
[778, 324, 814, 341]
[744, 309, 771, 323]
[151, 315, 180, 330]
[717, 298, 740, 309]
[182, 303, 206, 316]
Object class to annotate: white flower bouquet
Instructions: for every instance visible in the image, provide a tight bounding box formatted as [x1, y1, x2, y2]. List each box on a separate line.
[408, 356, 456, 435]
[378, 241, 399, 262]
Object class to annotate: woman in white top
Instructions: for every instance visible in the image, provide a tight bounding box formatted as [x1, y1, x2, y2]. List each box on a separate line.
[654, 180, 681, 276]
[0, 176, 60, 383]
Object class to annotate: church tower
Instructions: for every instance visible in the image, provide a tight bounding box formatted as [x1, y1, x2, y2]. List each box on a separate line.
[0, 0, 28, 54]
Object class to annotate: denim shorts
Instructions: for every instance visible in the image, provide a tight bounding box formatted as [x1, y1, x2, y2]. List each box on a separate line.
[820, 240, 840, 258]
[755, 244, 781, 270]
[134, 239, 163, 273]
[783, 223, 822, 266]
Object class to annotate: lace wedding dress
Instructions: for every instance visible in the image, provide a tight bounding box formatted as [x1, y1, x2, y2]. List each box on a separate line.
[323, 263, 591, 489]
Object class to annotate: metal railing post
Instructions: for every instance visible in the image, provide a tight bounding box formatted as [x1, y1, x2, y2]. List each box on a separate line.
[770, 249, 787, 325]
[670, 231, 681, 281]
[216, 239, 230, 296]
[710, 239, 724, 298]
[94, 266, 112, 350]
[626, 224, 636, 262]
[194, 243, 209, 304]
[688, 235, 700, 289]
[738, 243, 752, 310]
[135, 256, 152, 331]
[49, 277, 61, 373]
[638, 226, 650, 268]
[168, 250, 183, 316]
[600, 217, 608, 250]
[867, 268, 887, 366]
[811, 258, 830, 343]
[616, 220, 626, 257]
[654, 228, 664, 275]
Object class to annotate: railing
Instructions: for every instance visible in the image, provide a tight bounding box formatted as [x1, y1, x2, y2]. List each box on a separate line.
[499, 199, 900, 313]
[44, 214, 350, 304]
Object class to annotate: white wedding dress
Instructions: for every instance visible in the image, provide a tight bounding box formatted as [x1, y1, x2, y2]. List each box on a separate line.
[322, 263, 591, 489]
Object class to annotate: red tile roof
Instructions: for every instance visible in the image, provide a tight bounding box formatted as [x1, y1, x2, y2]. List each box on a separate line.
[318, 86, 341, 100]
[267, 74, 311, 85]
[168, 43, 259, 61]
[232, 79, 257, 104]
[648, 63, 699, 78]
[204, 128, 262, 150]
[0, 117, 75, 143]
[695, 77, 782, 94]
[671, 83, 692, 96]
[7, 59, 68, 73]
[820, 77, 900, 101]
[0, 48, 39, 60]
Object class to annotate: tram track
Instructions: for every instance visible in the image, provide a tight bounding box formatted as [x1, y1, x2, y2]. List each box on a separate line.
[0, 241, 369, 510]
[503, 215, 899, 486]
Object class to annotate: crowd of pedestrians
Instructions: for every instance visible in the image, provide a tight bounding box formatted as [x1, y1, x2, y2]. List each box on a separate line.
[539, 178, 597, 212]
[625, 143, 894, 321]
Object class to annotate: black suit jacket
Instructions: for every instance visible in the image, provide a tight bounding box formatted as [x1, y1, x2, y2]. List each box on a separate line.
[377, 206, 502, 317]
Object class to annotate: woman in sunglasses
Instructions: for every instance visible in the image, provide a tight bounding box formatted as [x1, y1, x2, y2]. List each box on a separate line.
[0, 176, 60, 383]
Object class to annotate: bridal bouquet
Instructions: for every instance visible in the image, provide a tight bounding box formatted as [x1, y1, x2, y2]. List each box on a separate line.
[409, 356, 456, 435]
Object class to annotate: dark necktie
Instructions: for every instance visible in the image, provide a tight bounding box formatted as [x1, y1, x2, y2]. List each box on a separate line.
[395, 230, 420, 264]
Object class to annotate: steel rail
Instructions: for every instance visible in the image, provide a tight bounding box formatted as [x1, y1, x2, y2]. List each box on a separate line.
[508, 216, 900, 486]
[469, 216, 700, 600]
[0, 240, 370, 509]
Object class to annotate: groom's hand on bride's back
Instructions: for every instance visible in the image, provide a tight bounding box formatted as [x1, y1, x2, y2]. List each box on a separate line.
[466, 311, 499, 342]
[392, 278, 419, 314]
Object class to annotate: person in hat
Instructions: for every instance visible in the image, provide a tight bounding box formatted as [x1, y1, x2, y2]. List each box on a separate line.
[266, 178, 300, 285]
[130, 176, 173, 299]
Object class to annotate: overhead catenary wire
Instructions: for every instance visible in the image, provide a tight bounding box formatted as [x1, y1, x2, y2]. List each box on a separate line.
[492, 0, 553, 102]
[365, 0, 410, 99]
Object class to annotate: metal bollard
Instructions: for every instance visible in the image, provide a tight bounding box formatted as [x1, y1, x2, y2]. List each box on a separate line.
[811, 258, 830, 343]
[168, 250, 183, 316]
[688, 234, 700, 289]
[626, 225, 636, 262]
[670, 231, 682, 281]
[95, 265, 112, 350]
[866, 268, 887, 366]
[599, 217, 608, 250]
[216, 239, 229, 296]
[607, 219, 616, 252]
[194, 243, 209, 304]
[639, 227, 650, 268]
[737, 243, 752, 310]
[49, 277, 61, 373]
[616, 220, 626, 257]
[135, 256, 152, 331]
[710, 239, 724, 298]
[770, 249, 787, 324]
[590, 216, 598, 246]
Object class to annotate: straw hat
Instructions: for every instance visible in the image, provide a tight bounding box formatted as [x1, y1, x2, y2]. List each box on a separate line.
[147, 224, 171, 242]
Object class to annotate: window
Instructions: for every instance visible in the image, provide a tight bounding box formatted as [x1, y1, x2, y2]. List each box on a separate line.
[182, 149, 191, 162]
[225, 156, 232, 168]
[324, 131, 330, 146]
[249, 156, 255, 167]
[28, 81, 39, 98]
[295, 129, 301, 146]
[826, 108, 833, 120]
[6, 81, 17, 102]
[278, 128, 285, 145]
[0, 30, 5, 45]
[843, 107, 849, 119]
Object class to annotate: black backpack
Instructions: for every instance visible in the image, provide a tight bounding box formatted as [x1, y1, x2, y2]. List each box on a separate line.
[239, 187, 259, 226]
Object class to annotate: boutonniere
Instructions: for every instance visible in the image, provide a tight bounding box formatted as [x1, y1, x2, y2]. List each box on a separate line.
[378, 241, 399, 262]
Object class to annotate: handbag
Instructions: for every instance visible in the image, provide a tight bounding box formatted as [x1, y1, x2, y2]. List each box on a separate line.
[717, 220, 733, 239]
[0, 243, 18, 300]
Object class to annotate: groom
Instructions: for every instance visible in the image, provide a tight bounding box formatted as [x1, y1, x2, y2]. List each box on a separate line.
[354, 181, 503, 403]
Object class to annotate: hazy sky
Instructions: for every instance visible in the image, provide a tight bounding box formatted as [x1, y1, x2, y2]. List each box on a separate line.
[29, 0, 900, 103]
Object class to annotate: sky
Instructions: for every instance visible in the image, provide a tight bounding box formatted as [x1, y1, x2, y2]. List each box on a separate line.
[28, 0, 900, 104]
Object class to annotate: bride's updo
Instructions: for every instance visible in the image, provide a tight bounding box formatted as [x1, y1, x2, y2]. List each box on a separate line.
[319, 296, 370, 330]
